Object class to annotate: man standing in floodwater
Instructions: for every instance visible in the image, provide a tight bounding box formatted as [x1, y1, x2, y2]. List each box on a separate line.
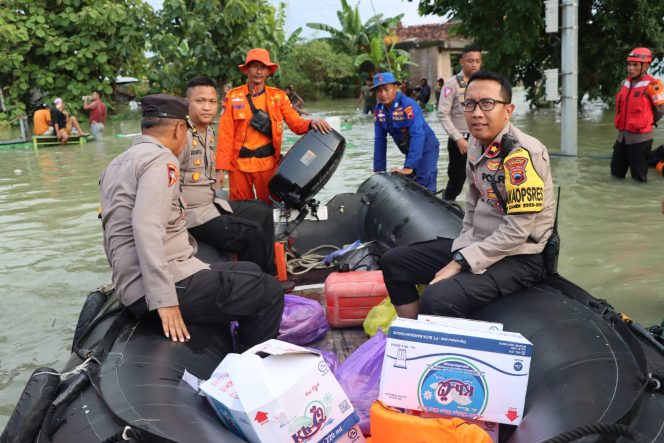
[611, 47, 664, 182]
[381, 71, 554, 319]
[438, 44, 482, 201]
[83, 90, 107, 140]
[216, 48, 331, 203]
[372, 72, 440, 192]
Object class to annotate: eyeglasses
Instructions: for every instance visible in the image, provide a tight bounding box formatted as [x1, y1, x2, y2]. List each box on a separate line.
[462, 98, 510, 112]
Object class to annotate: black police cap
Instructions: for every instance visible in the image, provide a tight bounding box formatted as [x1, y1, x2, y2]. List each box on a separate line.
[140, 94, 188, 120]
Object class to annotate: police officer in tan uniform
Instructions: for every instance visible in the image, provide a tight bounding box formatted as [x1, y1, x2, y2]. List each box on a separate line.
[179, 76, 275, 274]
[382, 71, 554, 319]
[99, 94, 283, 347]
[438, 45, 482, 201]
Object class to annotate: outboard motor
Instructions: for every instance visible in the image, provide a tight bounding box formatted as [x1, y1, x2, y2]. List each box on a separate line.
[269, 128, 345, 234]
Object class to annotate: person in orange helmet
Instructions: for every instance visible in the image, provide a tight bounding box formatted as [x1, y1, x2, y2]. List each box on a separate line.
[216, 48, 331, 203]
[611, 47, 664, 182]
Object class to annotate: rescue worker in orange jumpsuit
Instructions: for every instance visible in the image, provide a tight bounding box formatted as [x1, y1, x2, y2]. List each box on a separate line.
[611, 47, 664, 182]
[216, 48, 331, 203]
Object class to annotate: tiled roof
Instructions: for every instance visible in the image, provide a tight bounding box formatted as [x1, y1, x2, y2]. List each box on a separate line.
[395, 19, 470, 47]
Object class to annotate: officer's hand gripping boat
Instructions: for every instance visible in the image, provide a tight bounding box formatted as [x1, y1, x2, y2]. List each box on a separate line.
[3, 130, 664, 443]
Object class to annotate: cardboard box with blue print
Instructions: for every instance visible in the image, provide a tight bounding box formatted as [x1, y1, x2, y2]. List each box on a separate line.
[379, 317, 532, 425]
[200, 339, 365, 443]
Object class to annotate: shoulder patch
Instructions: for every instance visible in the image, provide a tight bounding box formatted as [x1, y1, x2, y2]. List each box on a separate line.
[504, 148, 528, 186]
[167, 163, 179, 187]
[404, 105, 415, 120]
[503, 148, 544, 214]
[443, 86, 453, 98]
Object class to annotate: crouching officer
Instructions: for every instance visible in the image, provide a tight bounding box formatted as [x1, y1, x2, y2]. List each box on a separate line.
[180, 76, 275, 274]
[372, 72, 440, 192]
[381, 71, 555, 319]
[99, 94, 283, 349]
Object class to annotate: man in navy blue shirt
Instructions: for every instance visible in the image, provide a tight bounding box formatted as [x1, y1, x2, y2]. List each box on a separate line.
[372, 72, 440, 192]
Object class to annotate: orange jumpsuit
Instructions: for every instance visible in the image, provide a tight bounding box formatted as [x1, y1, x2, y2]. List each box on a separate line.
[216, 84, 312, 203]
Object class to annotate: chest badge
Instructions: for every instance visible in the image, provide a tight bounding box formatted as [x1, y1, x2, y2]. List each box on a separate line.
[192, 171, 201, 182]
[192, 139, 198, 147]
[486, 159, 501, 171]
[194, 158, 202, 166]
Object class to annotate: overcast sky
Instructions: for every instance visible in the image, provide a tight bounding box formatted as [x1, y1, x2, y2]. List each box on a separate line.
[145, 0, 443, 38]
[278, 0, 442, 37]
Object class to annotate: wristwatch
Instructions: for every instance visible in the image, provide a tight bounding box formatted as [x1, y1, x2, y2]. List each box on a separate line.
[453, 251, 470, 271]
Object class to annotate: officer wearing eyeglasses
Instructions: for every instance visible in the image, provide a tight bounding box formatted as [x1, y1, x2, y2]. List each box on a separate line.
[381, 71, 555, 319]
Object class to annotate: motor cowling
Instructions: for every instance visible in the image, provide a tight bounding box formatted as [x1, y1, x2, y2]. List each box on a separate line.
[269, 129, 345, 210]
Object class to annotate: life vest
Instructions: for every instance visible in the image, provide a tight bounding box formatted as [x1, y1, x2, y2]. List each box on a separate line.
[369, 401, 493, 443]
[614, 74, 656, 133]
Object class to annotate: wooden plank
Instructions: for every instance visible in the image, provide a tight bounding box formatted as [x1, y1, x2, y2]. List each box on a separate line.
[309, 327, 369, 363]
[32, 135, 87, 147]
[291, 286, 370, 362]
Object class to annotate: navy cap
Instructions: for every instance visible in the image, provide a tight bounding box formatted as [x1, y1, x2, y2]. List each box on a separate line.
[140, 94, 188, 120]
[370, 72, 401, 90]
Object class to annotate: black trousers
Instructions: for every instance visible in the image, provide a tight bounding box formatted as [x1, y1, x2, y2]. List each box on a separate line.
[611, 139, 652, 182]
[189, 200, 275, 274]
[128, 261, 284, 351]
[443, 137, 468, 201]
[380, 238, 545, 318]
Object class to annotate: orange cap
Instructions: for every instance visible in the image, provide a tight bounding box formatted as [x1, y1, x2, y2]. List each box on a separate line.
[238, 48, 278, 75]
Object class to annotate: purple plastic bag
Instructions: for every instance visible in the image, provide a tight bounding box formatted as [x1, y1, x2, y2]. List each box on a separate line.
[278, 294, 329, 345]
[307, 348, 341, 375]
[336, 330, 386, 436]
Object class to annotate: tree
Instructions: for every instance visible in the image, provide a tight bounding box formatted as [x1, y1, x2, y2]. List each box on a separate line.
[415, 0, 664, 106]
[0, 0, 153, 122]
[149, 0, 288, 95]
[354, 36, 417, 79]
[308, 0, 404, 57]
[279, 40, 356, 100]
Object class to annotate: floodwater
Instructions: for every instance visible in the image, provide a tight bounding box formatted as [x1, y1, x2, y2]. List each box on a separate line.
[0, 92, 663, 426]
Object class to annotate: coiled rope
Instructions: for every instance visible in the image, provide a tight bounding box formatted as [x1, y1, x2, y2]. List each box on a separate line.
[286, 244, 339, 275]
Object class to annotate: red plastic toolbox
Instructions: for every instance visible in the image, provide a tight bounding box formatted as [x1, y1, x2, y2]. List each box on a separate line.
[325, 270, 388, 328]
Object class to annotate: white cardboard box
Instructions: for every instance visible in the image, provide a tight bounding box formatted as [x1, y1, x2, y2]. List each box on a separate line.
[417, 315, 503, 331]
[379, 318, 532, 425]
[201, 339, 364, 443]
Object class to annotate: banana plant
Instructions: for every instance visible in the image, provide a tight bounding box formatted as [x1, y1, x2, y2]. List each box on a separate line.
[354, 36, 417, 79]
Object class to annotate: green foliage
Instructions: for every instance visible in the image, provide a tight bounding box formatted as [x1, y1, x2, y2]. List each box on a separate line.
[416, 0, 664, 106]
[354, 37, 417, 79]
[279, 40, 356, 100]
[308, 0, 404, 57]
[149, 0, 286, 95]
[0, 0, 153, 122]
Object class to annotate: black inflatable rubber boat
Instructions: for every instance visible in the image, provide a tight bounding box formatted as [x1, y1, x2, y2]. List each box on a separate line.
[3, 172, 664, 443]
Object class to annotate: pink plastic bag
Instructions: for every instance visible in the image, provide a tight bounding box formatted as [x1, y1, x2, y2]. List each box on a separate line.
[278, 294, 329, 345]
[336, 330, 386, 436]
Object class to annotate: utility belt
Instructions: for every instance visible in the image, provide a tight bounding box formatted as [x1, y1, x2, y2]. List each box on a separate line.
[239, 142, 275, 159]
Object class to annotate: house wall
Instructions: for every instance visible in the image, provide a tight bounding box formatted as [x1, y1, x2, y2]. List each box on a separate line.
[403, 47, 459, 104]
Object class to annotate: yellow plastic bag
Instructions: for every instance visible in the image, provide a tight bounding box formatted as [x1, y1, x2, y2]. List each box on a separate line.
[363, 296, 397, 337]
